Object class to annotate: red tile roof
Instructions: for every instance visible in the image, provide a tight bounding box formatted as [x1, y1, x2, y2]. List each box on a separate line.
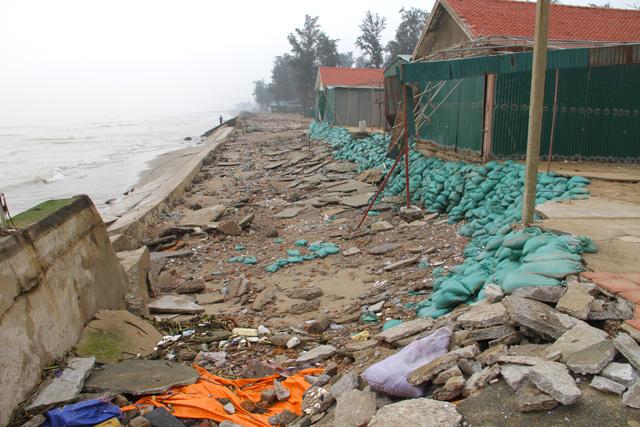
[318, 67, 384, 88]
[446, 0, 640, 43]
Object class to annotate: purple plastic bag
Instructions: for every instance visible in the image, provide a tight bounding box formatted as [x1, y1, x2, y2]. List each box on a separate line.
[361, 326, 452, 397]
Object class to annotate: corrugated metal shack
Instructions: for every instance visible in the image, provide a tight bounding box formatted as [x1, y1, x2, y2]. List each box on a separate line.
[401, 44, 640, 162]
[315, 67, 385, 128]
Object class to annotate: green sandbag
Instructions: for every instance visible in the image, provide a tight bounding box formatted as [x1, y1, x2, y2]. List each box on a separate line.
[501, 272, 561, 292]
[417, 305, 451, 319]
[517, 259, 583, 278]
[434, 290, 469, 308]
[522, 235, 556, 257]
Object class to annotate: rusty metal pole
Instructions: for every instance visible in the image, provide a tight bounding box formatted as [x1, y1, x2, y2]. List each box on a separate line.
[522, 0, 551, 226]
[402, 84, 411, 208]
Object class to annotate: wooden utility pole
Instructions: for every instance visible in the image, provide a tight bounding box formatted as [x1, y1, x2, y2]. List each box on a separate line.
[522, 0, 551, 225]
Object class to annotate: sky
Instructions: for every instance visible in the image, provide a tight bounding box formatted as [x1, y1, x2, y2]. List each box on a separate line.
[0, 0, 635, 126]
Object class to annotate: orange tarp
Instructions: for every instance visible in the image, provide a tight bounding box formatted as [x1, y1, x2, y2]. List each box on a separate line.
[123, 366, 323, 427]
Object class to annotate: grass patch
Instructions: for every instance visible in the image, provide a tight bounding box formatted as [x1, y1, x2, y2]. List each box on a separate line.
[11, 197, 76, 228]
[75, 329, 123, 363]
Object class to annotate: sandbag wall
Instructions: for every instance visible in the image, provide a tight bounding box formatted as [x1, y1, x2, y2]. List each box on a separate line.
[310, 122, 596, 318]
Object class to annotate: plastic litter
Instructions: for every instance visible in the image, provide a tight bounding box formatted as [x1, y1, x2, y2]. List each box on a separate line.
[360, 313, 379, 323]
[382, 319, 403, 331]
[351, 330, 370, 341]
[43, 399, 121, 427]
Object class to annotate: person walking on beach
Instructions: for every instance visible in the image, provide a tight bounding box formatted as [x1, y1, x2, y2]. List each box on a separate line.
[219, 115, 223, 126]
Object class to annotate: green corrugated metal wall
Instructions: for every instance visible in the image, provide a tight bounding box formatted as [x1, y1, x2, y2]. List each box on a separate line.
[493, 64, 640, 160]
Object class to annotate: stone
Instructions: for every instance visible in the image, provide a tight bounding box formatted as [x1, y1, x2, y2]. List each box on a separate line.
[302, 386, 335, 417]
[330, 372, 359, 399]
[296, 345, 337, 364]
[196, 293, 224, 305]
[501, 364, 533, 390]
[467, 325, 515, 342]
[128, 416, 151, 427]
[370, 221, 393, 232]
[84, 360, 198, 395]
[238, 212, 255, 229]
[433, 376, 465, 401]
[484, 284, 504, 303]
[463, 365, 501, 397]
[343, 247, 361, 256]
[542, 324, 608, 361]
[367, 243, 400, 255]
[275, 206, 305, 218]
[399, 205, 424, 222]
[527, 362, 582, 405]
[494, 355, 546, 365]
[223, 402, 235, 414]
[502, 296, 580, 340]
[148, 295, 204, 314]
[434, 366, 464, 385]
[564, 339, 617, 374]
[240, 359, 275, 378]
[356, 168, 382, 183]
[516, 381, 558, 412]
[261, 388, 278, 404]
[219, 422, 242, 427]
[368, 398, 462, 427]
[286, 337, 301, 348]
[368, 301, 385, 313]
[614, 332, 640, 371]
[274, 379, 291, 401]
[307, 317, 331, 334]
[217, 220, 242, 236]
[175, 282, 205, 294]
[590, 376, 627, 395]
[268, 410, 298, 426]
[381, 256, 420, 272]
[76, 309, 163, 363]
[252, 285, 277, 311]
[26, 357, 95, 411]
[289, 299, 320, 314]
[601, 362, 638, 387]
[622, 379, 640, 408]
[226, 274, 249, 299]
[341, 192, 374, 208]
[408, 344, 480, 385]
[556, 282, 595, 320]
[621, 322, 640, 343]
[333, 388, 377, 427]
[345, 339, 378, 353]
[143, 407, 186, 427]
[457, 302, 507, 329]
[476, 344, 508, 365]
[288, 284, 323, 300]
[458, 359, 482, 376]
[588, 298, 634, 320]
[511, 286, 566, 303]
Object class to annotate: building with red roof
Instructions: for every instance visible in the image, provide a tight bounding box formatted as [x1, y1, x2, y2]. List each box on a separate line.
[315, 67, 385, 128]
[413, 0, 640, 60]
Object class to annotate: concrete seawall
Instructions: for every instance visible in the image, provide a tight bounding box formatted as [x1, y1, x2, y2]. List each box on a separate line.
[0, 195, 128, 426]
[106, 123, 235, 251]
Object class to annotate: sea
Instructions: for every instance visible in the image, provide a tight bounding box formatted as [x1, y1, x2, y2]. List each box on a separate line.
[0, 111, 232, 216]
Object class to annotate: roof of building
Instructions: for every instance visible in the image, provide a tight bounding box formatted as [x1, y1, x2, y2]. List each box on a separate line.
[317, 67, 384, 89]
[446, 0, 640, 42]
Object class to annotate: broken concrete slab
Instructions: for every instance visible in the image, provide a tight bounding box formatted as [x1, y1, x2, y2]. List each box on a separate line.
[274, 206, 305, 219]
[511, 286, 566, 303]
[178, 204, 225, 227]
[367, 243, 400, 255]
[325, 161, 357, 173]
[376, 317, 433, 343]
[381, 256, 420, 272]
[238, 212, 255, 229]
[457, 302, 507, 329]
[501, 364, 533, 390]
[330, 372, 359, 399]
[370, 221, 393, 232]
[434, 366, 464, 385]
[27, 357, 95, 411]
[542, 323, 609, 362]
[588, 298, 634, 320]
[84, 360, 198, 395]
[622, 379, 640, 408]
[433, 376, 465, 401]
[341, 192, 374, 208]
[516, 381, 558, 412]
[601, 362, 638, 387]
[408, 344, 480, 385]
[117, 247, 151, 303]
[484, 284, 504, 303]
[467, 325, 516, 342]
[614, 332, 640, 371]
[368, 398, 462, 427]
[527, 362, 582, 405]
[564, 339, 617, 375]
[463, 364, 501, 397]
[196, 293, 224, 305]
[75, 310, 163, 363]
[556, 282, 594, 320]
[252, 285, 277, 311]
[333, 388, 377, 427]
[502, 296, 580, 340]
[217, 219, 242, 236]
[343, 247, 361, 256]
[296, 345, 337, 364]
[590, 376, 627, 395]
[148, 295, 204, 314]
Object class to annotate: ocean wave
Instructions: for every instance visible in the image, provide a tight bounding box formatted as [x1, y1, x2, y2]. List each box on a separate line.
[41, 168, 67, 183]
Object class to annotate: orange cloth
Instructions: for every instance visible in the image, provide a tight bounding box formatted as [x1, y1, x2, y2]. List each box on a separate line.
[123, 366, 323, 427]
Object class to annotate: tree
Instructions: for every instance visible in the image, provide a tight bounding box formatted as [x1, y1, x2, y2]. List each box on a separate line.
[252, 79, 271, 110]
[385, 7, 428, 64]
[355, 11, 387, 68]
[270, 54, 296, 102]
[316, 33, 340, 67]
[338, 52, 355, 68]
[287, 15, 323, 110]
[355, 55, 369, 68]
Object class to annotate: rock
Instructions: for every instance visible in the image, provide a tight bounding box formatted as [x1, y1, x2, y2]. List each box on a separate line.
[223, 402, 235, 414]
[467, 325, 516, 342]
[302, 386, 335, 417]
[516, 381, 558, 412]
[333, 388, 377, 427]
[621, 322, 640, 343]
[275, 206, 305, 218]
[240, 359, 275, 378]
[458, 359, 482, 376]
[356, 168, 382, 183]
[494, 355, 546, 365]
[463, 365, 500, 397]
[252, 285, 277, 311]
[457, 303, 507, 329]
[157, 271, 176, 289]
[367, 243, 400, 255]
[286, 337, 301, 348]
[434, 366, 464, 385]
[614, 332, 640, 371]
[196, 293, 224, 305]
[484, 284, 504, 303]
[217, 220, 242, 235]
[542, 323, 608, 361]
[408, 344, 480, 385]
[502, 296, 580, 340]
[341, 192, 374, 208]
[433, 376, 465, 401]
[399, 205, 424, 222]
[85, 360, 198, 395]
[178, 205, 225, 227]
[622, 379, 640, 408]
[381, 256, 420, 272]
[590, 376, 627, 395]
[268, 410, 298, 426]
[128, 416, 151, 427]
[148, 295, 204, 314]
[261, 388, 278, 404]
[308, 317, 331, 334]
[345, 339, 378, 352]
[238, 212, 255, 229]
[175, 282, 205, 294]
[511, 286, 566, 303]
[475, 344, 508, 365]
[564, 339, 617, 374]
[288, 284, 323, 300]
[330, 372, 359, 399]
[289, 299, 320, 314]
[296, 345, 337, 364]
[588, 298, 634, 320]
[601, 362, 638, 387]
[368, 301, 385, 313]
[26, 357, 95, 411]
[76, 309, 163, 363]
[556, 282, 594, 320]
[370, 221, 393, 232]
[501, 364, 533, 390]
[20, 415, 46, 427]
[143, 407, 186, 427]
[527, 362, 582, 405]
[368, 398, 462, 427]
[226, 274, 249, 299]
[219, 422, 242, 427]
[274, 379, 291, 401]
[343, 247, 361, 256]
[117, 247, 151, 303]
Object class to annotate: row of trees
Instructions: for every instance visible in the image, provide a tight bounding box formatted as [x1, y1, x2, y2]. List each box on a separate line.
[253, 8, 428, 111]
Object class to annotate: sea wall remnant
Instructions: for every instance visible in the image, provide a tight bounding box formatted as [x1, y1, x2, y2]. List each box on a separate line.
[0, 195, 128, 425]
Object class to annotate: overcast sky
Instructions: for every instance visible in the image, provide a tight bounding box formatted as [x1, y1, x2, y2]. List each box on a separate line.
[0, 0, 634, 125]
